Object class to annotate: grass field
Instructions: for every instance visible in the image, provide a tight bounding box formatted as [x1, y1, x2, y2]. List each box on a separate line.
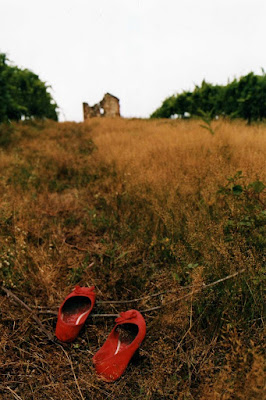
[0, 118, 265, 399]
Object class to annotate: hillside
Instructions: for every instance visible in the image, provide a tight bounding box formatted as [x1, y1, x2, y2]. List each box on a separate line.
[0, 118, 265, 399]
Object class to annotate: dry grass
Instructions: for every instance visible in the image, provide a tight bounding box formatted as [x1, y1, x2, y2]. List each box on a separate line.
[0, 118, 265, 399]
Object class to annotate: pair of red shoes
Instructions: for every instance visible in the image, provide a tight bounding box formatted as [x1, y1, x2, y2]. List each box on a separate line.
[55, 286, 146, 382]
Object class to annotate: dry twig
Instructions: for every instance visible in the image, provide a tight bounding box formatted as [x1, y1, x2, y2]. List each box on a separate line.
[97, 269, 245, 307]
[58, 345, 85, 400]
[2, 270, 245, 323]
[141, 269, 245, 312]
[1, 286, 54, 341]
[6, 386, 23, 400]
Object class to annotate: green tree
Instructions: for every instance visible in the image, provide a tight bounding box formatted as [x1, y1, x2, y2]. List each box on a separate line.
[150, 95, 176, 118]
[0, 53, 58, 123]
[151, 72, 266, 124]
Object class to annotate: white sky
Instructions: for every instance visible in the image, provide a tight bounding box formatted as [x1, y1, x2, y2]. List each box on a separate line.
[1, 0, 266, 121]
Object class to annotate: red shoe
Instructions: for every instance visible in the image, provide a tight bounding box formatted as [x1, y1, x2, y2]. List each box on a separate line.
[55, 286, 96, 342]
[93, 310, 146, 382]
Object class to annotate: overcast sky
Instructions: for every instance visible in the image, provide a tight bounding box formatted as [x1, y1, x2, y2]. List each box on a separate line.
[1, 0, 266, 121]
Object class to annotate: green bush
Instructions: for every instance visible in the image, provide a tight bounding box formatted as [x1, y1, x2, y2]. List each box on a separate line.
[151, 71, 266, 123]
[0, 53, 58, 123]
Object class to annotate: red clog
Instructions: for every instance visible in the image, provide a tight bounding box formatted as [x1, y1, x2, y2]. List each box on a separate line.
[93, 309, 146, 382]
[55, 286, 96, 342]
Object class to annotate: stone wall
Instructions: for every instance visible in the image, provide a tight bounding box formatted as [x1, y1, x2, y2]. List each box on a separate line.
[83, 103, 101, 119]
[83, 93, 120, 120]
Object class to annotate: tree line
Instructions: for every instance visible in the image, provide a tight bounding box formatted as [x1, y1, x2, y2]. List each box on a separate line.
[151, 71, 266, 124]
[0, 53, 58, 123]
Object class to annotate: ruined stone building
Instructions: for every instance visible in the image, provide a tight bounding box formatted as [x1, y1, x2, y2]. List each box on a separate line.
[83, 93, 120, 120]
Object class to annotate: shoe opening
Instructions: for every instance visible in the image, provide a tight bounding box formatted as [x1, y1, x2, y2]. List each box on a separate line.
[114, 323, 139, 354]
[62, 296, 91, 325]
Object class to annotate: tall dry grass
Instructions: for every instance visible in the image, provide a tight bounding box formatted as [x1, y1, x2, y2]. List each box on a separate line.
[91, 118, 265, 188]
[0, 118, 265, 399]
